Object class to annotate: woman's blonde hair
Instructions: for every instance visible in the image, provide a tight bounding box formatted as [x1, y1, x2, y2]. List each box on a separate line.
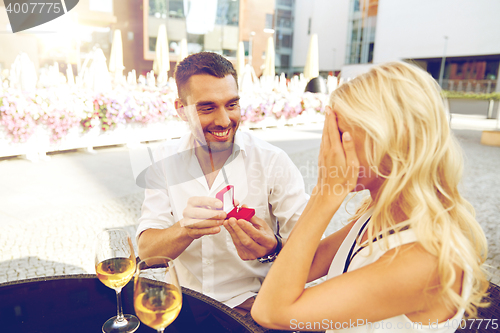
[330, 61, 489, 317]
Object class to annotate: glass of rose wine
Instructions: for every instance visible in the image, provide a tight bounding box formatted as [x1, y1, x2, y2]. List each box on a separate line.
[134, 256, 182, 333]
[95, 229, 140, 333]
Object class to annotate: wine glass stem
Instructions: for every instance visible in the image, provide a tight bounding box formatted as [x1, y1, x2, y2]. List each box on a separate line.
[115, 288, 125, 322]
[157, 329, 164, 333]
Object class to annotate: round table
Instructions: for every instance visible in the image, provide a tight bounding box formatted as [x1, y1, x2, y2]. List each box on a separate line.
[0, 274, 265, 333]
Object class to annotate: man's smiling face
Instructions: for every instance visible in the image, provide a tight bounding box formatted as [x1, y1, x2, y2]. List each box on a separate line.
[181, 74, 240, 152]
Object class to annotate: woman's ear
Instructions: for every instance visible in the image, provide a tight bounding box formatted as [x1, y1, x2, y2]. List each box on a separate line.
[175, 99, 188, 122]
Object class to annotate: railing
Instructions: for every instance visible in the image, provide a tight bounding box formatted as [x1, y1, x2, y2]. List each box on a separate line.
[442, 79, 498, 94]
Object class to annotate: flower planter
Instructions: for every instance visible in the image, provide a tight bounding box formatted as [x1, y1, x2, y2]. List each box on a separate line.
[1, 86, 329, 160]
[287, 110, 325, 126]
[0, 120, 188, 160]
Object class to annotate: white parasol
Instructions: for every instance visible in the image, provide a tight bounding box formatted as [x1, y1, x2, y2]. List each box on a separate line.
[236, 41, 245, 79]
[109, 29, 124, 81]
[262, 36, 275, 77]
[303, 33, 319, 81]
[153, 24, 170, 86]
[177, 38, 189, 65]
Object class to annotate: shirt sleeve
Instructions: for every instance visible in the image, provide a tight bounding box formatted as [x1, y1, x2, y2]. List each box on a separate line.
[266, 150, 309, 238]
[135, 152, 176, 243]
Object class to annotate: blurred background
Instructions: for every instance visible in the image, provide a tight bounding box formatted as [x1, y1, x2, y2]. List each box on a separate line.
[0, 0, 498, 87]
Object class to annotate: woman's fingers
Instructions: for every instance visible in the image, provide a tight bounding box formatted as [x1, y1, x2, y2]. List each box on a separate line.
[318, 114, 328, 173]
[321, 112, 345, 165]
[327, 112, 342, 150]
[317, 110, 360, 195]
[320, 114, 329, 151]
[320, 111, 337, 161]
[342, 131, 360, 185]
[325, 105, 333, 115]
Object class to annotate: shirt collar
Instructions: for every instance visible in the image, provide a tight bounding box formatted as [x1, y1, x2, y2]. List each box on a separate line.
[233, 130, 247, 157]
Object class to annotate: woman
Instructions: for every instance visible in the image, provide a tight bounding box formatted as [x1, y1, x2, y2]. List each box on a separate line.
[251, 62, 489, 332]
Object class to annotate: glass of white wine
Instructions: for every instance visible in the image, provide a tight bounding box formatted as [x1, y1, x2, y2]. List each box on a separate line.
[95, 229, 140, 333]
[134, 256, 182, 333]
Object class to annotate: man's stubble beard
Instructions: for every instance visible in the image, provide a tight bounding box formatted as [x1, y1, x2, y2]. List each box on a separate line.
[203, 120, 239, 153]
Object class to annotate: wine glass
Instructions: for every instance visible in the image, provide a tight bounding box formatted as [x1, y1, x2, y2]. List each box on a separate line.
[134, 256, 182, 333]
[95, 229, 140, 333]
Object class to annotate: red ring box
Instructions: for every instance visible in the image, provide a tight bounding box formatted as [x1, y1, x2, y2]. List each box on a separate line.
[216, 185, 255, 221]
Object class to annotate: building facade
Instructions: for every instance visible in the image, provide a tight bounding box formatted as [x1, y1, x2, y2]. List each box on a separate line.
[274, 0, 294, 75]
[0, 0, 117, 75]
[373, 0, 500, 92]
[292, 0, 349, 76]
[292, 0, 500, 92]
[0, 0, 279, 80]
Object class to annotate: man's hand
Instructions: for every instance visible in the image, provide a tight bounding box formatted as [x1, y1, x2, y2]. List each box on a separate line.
[223, 214, 278, 260]
[181, 196, 227, 240]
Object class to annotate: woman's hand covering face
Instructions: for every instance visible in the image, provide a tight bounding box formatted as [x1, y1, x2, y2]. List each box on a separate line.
[315, 106, 360, 198]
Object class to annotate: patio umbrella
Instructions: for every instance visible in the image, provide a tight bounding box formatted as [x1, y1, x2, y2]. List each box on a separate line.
[9, 53, 37, 91]
[66, 64, 75, 85]
[127, 69, 137, 86]
[262, 36, 275, 77]
[153, 24, 170, 85]
[303, 33, 319, 81]
[91, 48, 112, 93]
[177, 38, 189, 65]
[236, 41, 245, 79]
[240, 64, 259, 93]
[109, 29, 124, 80]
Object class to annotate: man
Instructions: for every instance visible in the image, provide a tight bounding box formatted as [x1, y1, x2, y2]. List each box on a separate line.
[136, 52, 308, 313]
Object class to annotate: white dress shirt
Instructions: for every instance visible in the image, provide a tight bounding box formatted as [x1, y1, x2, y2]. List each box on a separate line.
[136, 130, 309, 307]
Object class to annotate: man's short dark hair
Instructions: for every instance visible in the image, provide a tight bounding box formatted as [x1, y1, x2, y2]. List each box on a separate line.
[174, 52, 238, 103]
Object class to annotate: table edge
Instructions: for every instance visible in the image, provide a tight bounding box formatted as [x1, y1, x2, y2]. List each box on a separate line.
[0, 274, 266, 332]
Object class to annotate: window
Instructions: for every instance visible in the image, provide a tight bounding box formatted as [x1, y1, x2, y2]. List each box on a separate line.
[346, 0, 378, 64]
[145, 0, 240, 59]
[277, 9, 292, 28]
[169, 0, 185, 18]
[243, 41, 249, 56]
[223, 49, 237, 57]
[281, 54, 290, 68]
[149, 0, 185, 19]
[216, 0, 240, 26]
[353, 0, 360, 12]
[149, 37, 157, 51]
[284, 34, 292, 48]
[265, 13, 274, 30]
[277, 0, 293, 7]
[279, 34, 292, 49]
[368, 42, 374, 63]
[149, 0, 167, 17]
[276, 33, 292, 50]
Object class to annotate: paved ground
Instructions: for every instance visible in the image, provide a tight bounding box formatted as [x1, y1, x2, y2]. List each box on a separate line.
[0, 115, 499, 286]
